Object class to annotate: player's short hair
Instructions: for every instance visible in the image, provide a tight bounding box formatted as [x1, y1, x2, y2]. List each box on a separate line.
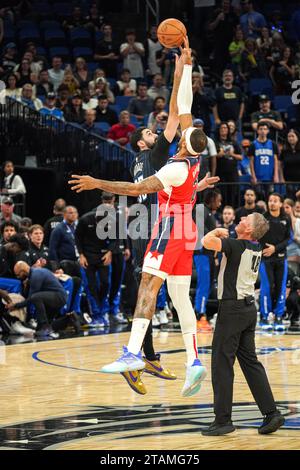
[130, 127, 147, 152]
[8, 234, 29, 251]
[189, 128, 207, 154]
[0, 221, 18, 235]
[257, 121, 270, 130]
[223, 205, 235, 214]
[251, 213, 270, 240]
[268, 192, 283, 202]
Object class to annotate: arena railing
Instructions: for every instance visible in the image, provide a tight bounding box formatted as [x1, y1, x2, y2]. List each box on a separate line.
[1, 97, 135, 181]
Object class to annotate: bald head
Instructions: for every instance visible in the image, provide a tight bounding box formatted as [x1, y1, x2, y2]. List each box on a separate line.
[14, 261, 30, 280]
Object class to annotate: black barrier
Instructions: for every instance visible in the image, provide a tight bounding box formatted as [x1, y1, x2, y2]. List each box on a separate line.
[0, 98, 135, 181]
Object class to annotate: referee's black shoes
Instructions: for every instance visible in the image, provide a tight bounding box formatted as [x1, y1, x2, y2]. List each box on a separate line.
[258, 411, 285, 434]
[201, 421, 236, 436]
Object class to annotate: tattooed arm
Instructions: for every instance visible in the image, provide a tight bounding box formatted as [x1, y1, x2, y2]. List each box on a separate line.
[69, 174, 164, 196]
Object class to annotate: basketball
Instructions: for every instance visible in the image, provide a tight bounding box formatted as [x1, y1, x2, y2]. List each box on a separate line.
[157, 18, 187, 48]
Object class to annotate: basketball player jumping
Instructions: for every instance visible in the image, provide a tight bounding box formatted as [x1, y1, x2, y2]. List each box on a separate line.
[69, 37, 215, 396]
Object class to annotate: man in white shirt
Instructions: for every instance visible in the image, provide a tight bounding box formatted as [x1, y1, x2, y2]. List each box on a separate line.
[1, 161, 26, 196]
[48, 56, 65, 92]
[120, 30, 145, 79]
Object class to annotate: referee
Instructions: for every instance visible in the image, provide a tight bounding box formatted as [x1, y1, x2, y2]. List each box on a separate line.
[201, 213, 285, 436]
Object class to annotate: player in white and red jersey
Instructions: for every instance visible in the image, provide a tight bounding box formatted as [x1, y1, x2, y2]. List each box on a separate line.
[69, 37, 219, 396]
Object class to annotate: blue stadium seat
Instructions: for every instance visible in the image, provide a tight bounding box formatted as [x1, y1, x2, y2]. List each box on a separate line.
[19, 28, 41, 44]
[287, 105, 298, 123]
[87, 62, 99, 73]
[274, 95, 293, 113]
[72, 47, 94, 61]
[52, 2, 73, 18]
[248, 78, 273, 98]
[95, 30, 104, 43]
[40, 20, 61, 30]
[110, 104, 121, 115]
[94, 122, 111, 134]
[44, 28, 66, 47]
[49, 46, 71, 61]
[107, 77, 117, 89]
[17, 20, 37, 30]
[115, 95, 133, 111]
[36, 46, 47, 56]
[130, 115, 140, 127]
[70, 28, 92, 47]
[3, 25, 15, 42]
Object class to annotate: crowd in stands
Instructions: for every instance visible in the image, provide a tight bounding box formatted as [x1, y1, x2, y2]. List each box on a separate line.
[1, 0, 300, 339]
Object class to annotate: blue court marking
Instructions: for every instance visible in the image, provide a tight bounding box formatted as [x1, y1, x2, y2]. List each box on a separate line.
[32, 345, 300, 388]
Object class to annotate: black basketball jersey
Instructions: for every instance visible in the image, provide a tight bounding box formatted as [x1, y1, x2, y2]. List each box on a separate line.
[130, 132, 170, 236]
[218, 238, 262, 300]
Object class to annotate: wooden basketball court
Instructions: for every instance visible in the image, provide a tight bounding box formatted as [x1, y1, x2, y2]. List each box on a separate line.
[0, 328, 299, 450]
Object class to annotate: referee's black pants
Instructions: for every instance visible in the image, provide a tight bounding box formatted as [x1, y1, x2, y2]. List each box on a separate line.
[212, 300, 277, 424]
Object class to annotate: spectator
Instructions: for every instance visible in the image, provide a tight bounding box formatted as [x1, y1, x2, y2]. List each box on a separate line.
[238, 138, 252, 183]
[82, 109, 99, 133]
[215, 122, 242, 206]
[115, 68, 137, 96]
[14, 58, 32, 87]
[191, 52, 205, 80]
[25, 42, 48, 72]
[193, 118, 217, 179]
[248, 122, 279, 195]
[92, 77, 115, 103]
[240, 38, 267, 82]
[84, 3, 104, 32]
[156, 46, 175, 86]
[21, 50, 42, 76]
[208, 0, 239, 75]
[213, 69, 245, 126]
[43, 198, 66, 246]
[33, 69, 54, 98]
[283, 199, 300, 272]
[192, 75, 215, 136]
[95, 94, 118, 126]
[24, 224, 50, 268]
[128, 83, 154, 123]
[279, 129, 300, 198]
[40, 92, 64, 120]
[56, 84, 71, 112]
[48, 56, 64, 92]
[0, 197, 22, 226]
[221, 205, 237, 238]
[49, 205, 80, 277]
[120, 29, 145, 79]
[0, 221, 18, 244]
[1, 160, 26, 197]
[73, 57, 92, 88]
[107, 111, 136, 147]
[239, 0, 267, 39]
[251, 94, 284, 140]
[235, 188, 264, 224]
[267, 32, 285, 68]
[88, 68, 106, 96]
[0, 42, 18, 79]
[145, 25, 162, 76]
[227, 119, 239, 143]
[256, 199, 267, 213]
[62, 68, 80, 95]
[0, 233, 29, 278]
[229, 28, 245, 67]
[259, 193, 291, 331]
[270, 46, 296, 95]
[147, 73, 169, 101]
[11, 261, 67, 338]
[94, 24, 119, 78]
[150, 110, 169, 134]
[64, 93, 85, 124]
[0, 73, 21, 104]
[147, 96, 166, 128]
[75, 205, 115, 327]
[81, 87, 98, 110]
[256, 26, 272, 58]
[63, 5, 85, 30]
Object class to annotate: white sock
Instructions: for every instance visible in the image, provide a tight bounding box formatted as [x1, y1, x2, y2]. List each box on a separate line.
[127, 318, 150, 355]
[167, 276, 199, 366]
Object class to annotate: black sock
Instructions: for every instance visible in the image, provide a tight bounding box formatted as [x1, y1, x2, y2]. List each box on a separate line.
[142, 322, 157, 361]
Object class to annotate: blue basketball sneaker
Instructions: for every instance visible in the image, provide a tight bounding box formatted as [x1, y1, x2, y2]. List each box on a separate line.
[259, 318, 273, 331]
[273, 317, 286, 332]
[101, 346, 145, 374]
[182, 358, 207, 397]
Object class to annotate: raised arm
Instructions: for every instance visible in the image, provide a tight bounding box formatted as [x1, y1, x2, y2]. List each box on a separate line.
[177, 36, 193, 131]
[69, 174, 164, 197]
[201, 228, 229, 252]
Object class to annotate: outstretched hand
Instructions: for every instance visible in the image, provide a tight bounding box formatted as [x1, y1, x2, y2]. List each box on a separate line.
[180, 36, 192, 65]
[197, 173, 220, 192]
[68, 175, 98, 193]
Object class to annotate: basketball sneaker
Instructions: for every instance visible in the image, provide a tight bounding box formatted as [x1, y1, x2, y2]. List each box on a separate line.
[158, 309, 169, 325]
[89, 317, 105, 328]
[259, 318, 273, 331]
[182, 358, 207, 397]
[101, 346, 145, 373]
[197, 316, 212, 333]
[112, 312, 128, 324]
[273, 317, 286, 332]
[143, 354, 177, 380]
[120, 370, 147, 395]
[152, 313, 161, 328]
